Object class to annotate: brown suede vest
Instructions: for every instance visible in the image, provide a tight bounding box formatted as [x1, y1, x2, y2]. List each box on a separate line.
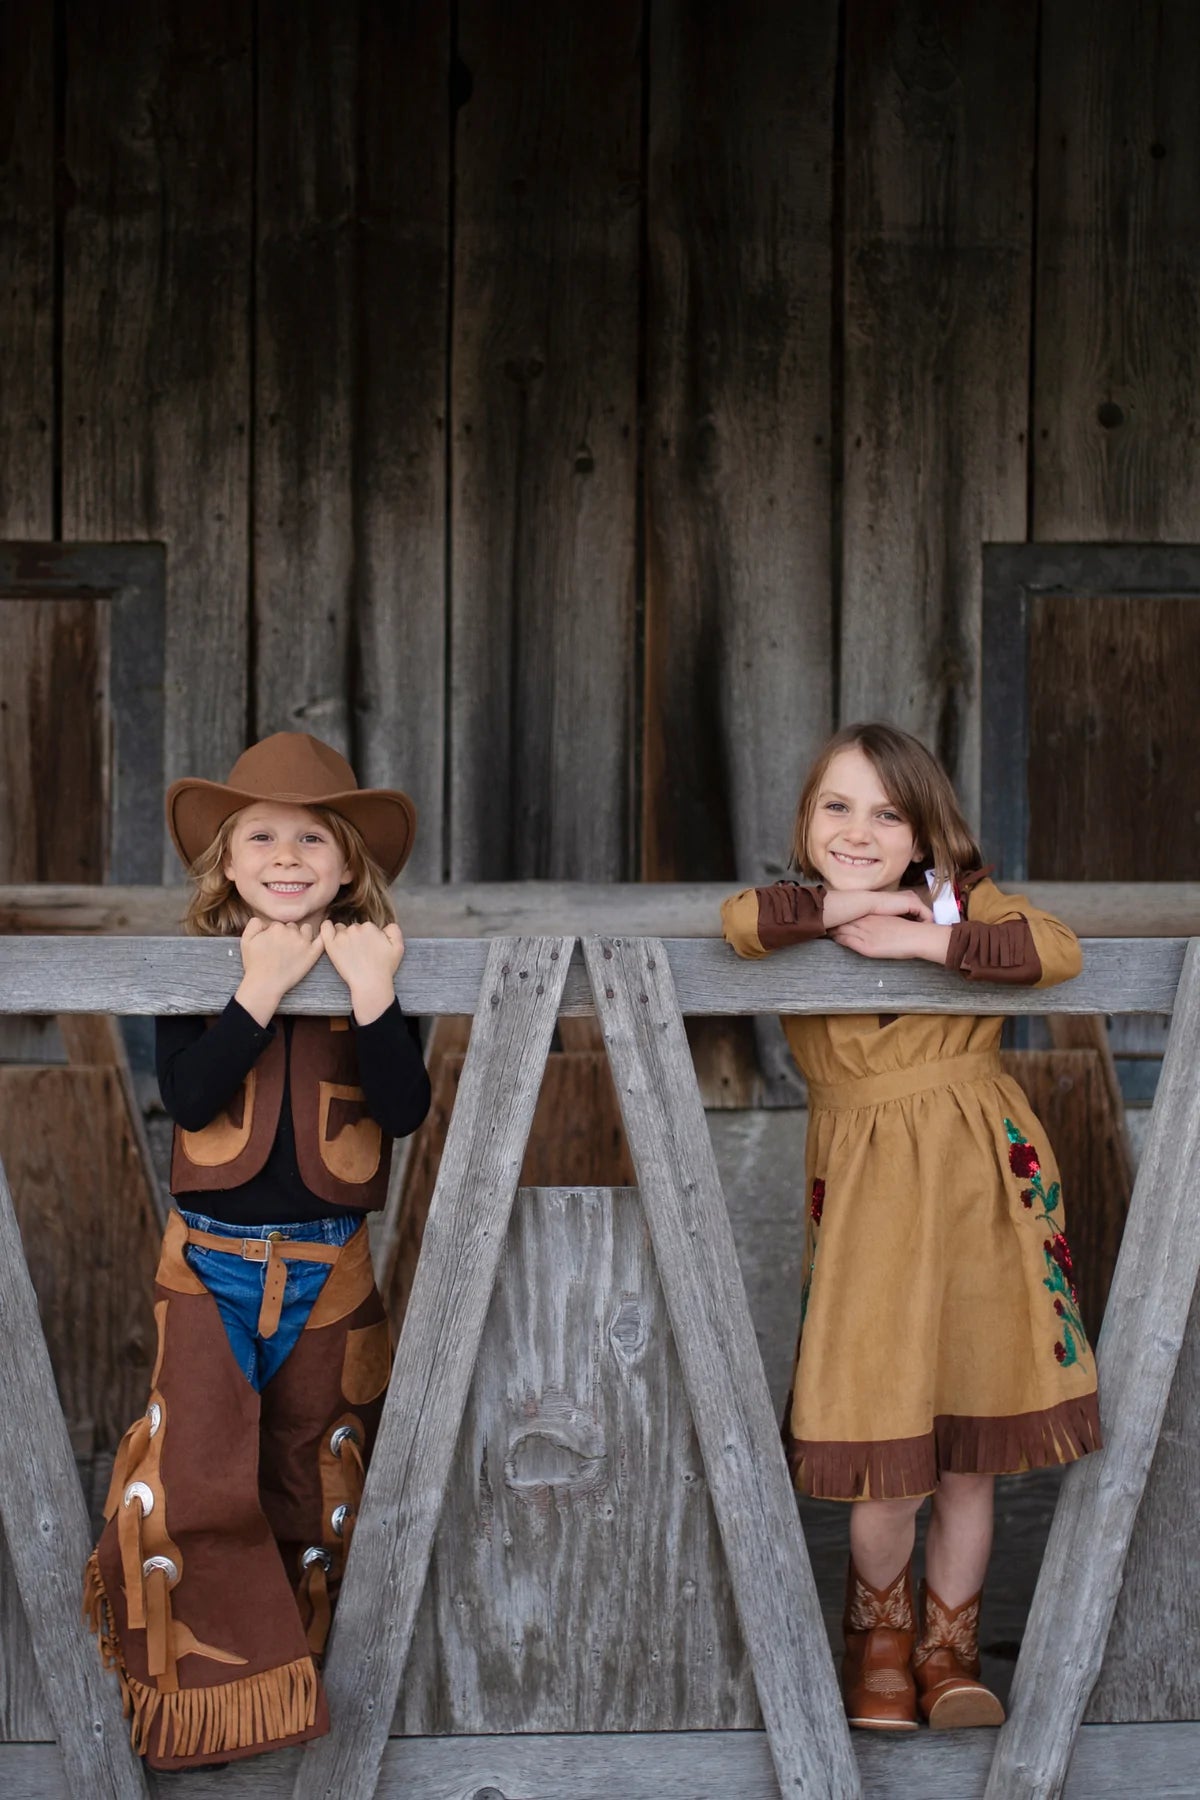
[169, 1016, 392, 1210]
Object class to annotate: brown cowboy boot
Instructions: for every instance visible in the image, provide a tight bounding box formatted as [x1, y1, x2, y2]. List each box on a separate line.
[913, 1581, 1005, 1729]
[841, 1559, 918, 1731]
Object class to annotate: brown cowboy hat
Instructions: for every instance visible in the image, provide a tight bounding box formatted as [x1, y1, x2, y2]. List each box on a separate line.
[166, 732, 417, 881]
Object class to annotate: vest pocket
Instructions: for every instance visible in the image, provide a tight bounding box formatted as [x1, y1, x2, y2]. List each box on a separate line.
[318, 1082, 382, 1183]
[179, 1070, 256, 1166]
[341, 1319, 392, 1405]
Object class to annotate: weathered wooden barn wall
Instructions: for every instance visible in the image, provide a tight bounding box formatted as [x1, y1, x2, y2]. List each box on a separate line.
[5, 0, 1199, 886]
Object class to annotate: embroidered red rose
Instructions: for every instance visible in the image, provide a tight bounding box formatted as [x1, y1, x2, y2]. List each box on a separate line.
[810, 1178, 825, 1225]
[1053, 1298, 1064, 1316]
[1053, 1341, 1066, 1363]
[1020, 1187, 1034, 1208]
[1009, 1143, 1040, 1178]
[1047, 1233, 1074, 1279]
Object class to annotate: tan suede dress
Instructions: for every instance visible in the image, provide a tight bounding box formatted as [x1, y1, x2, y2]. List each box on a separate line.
[721, 877, 1101, 1501]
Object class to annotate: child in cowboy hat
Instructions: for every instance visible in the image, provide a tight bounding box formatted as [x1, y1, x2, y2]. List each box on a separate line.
[84, 732, 431, 1771]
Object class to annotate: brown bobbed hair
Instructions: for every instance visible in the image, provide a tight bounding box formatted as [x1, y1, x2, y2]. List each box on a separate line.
[790, 722, 982, 894]
[183, 805, 397, 937]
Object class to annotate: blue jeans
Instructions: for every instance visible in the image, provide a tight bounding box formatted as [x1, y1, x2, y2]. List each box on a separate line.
[179, 1210, 361, 1391]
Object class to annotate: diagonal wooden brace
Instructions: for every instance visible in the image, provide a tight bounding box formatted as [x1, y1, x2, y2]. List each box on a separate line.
[0, 1155, 149, 1796]
[985, 939, 1200, 1799]
[292, 935, 574, 1800]
[583, 935, 861, 1800]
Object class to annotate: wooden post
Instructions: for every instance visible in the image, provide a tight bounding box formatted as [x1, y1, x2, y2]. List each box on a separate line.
[0, 1152, 148, 1796]
[583, 936, 860, 1800]
[292, 936, 573, 1800]
[985, 940, 1200, 1799]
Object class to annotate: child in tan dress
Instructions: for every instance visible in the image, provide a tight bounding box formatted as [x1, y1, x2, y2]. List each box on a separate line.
[721, 722, 1100, 1734]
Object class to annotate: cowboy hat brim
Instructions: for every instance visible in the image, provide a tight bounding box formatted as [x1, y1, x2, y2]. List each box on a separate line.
[167, 779, 417, 883]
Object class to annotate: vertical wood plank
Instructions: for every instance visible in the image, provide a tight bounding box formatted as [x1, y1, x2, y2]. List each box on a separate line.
[985, 942, 1200, 1798]
[0, 0, 54, 537]
[61, 0, 253, 819]
[584, 938, 860, 1800]
[841, 0, 1036, 820]
[1033, 0, 1200, 540]
[292, 937, 573, 1800]
[0, 1151, 148, 1794]
[449, 2, 639, 880]
[644, 0, 836, 885]
[0, 1069, 159, 1456]
[353, 0, 450, 880]
[399, 1186, 758, 1732]
[254, 0, 356, 754]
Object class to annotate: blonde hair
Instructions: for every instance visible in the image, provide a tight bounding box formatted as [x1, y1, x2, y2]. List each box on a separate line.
[183, 805, 397, 936]
[791, 722, 982, 894]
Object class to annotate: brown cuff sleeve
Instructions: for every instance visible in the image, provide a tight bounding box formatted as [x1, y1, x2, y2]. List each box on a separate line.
[946, 919, 1042, 985]
[758, 883, 827, 951]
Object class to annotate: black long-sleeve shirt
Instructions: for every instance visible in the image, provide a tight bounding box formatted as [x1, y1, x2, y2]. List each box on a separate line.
[156, 997, 431, 1225]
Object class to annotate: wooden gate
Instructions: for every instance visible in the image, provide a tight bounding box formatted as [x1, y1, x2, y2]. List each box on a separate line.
[0, 931, 1196, 1798]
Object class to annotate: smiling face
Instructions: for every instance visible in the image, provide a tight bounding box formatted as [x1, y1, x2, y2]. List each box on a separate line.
[222, 802, 352, 931]
[806, 745, 924, 893]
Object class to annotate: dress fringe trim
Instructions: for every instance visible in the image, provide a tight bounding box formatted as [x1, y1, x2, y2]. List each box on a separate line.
[83, 1552, 318, 1761]
[786, 1390, 1102, 1501]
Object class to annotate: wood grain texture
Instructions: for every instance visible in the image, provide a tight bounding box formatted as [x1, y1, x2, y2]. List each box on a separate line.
[61, 0, 253, 814]
[292, 937, 573, 1800]
[1033, 0, 1200, 540]
[644, 0, 835, 885]
[1090, 1269, 1200, 1722]
[4, 1722, 1200, 1799]
[352, 0, 449, 882]
[449, 1, 639, 880]
[1028, 594, 1200, 880]
[1, 879, 1195, 939]
[254, 0, 356, 752]
[0, 0, 53, 536]
[0, 1068, 160, 1456]
[399, 1186, 757, 1732]
[0, 935, 1188, 1018]
[985, 941, 1200, 1799]
[0, 1150, 148, 1794]
[583, 938, 859, 1800]
[0, 602, 107, 883]
[841, 0, 1036, 820]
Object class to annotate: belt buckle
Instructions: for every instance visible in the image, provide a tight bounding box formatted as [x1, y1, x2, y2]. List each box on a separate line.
[240, 1239, 269, 1263]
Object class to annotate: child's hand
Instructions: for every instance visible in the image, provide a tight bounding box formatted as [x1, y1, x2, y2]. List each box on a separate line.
[829, 913, 951, 964]
[236, 918, 325, 1025]
[822, 887, 933, 930]
[320, 919, 405, 1023]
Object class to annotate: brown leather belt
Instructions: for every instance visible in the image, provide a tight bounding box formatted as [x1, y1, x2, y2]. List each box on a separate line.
[185, 1227, 342, 1340]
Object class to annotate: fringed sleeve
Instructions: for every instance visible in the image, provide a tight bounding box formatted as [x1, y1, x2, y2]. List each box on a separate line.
[721, 882, 826, 960]
[947, 877, 1083, 990]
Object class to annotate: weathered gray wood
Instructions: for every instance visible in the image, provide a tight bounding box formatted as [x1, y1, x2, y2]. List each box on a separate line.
[644, 0, 834, 885]
[449, 1, 638, 880]
[399, 1186, 758, 1733]
[1090, 1267, 1200, 1720]
[353, 0, 449, 883]
[0, 0, 52, 539]
[1033, 0, 1200, 542]
[292, 937, 573, 1800]
[0, 936, 1185, 1020]
[985, 940, 1200, 1799]
[583, 938, 859, 1800]
[61, 1, 252, 825]
[2, 880, 1196, 940]
[3, 1723, 1200, 1799]
[841, 0, 1036, 820]
[0, 1150, 148, 1794]
[254, 0, 355, 752]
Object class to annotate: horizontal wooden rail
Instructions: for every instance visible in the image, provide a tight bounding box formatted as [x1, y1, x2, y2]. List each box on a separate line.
[0, 881, 1196, 939]
[0, 935, 1187, 1016]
